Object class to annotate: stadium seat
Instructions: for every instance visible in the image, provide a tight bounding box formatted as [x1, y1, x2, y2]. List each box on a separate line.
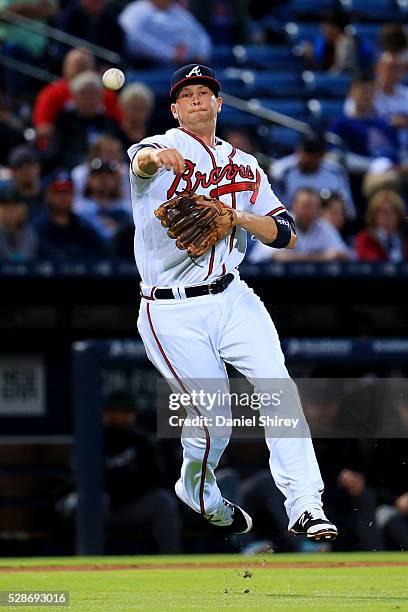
[126, 69, 171, 95]
[290, 0, 337, 18]
[252, 71, 304, 97]
[255, 98, 309, 122]
[303, 72, 351, 98]
[212, 45, 235, 68]
[351, 23, 381, 43]
[286, 22, 319, 44]
[217, 106, 261, 128]
[233, 45, 303, 70]
[308, 98, 345, 121]
[344, 0, 399, 20]
[268, 125, 302, 151]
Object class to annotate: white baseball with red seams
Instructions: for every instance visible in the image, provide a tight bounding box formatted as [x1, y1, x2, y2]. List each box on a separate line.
[102, 68, 125, 91]
[129, 126, 325, 528]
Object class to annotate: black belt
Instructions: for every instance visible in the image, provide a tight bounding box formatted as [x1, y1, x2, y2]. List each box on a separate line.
[152, 273, 234, 300]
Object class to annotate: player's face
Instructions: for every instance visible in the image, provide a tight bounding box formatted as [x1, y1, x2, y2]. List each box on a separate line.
[171, 85, 222, 131]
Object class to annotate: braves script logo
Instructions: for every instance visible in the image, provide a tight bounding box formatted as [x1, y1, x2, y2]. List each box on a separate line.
[167, 160, 261, 204]
[186, 66, 202, 77]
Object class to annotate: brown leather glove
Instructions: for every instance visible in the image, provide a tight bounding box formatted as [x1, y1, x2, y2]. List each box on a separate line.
[154, 192, 237, 258]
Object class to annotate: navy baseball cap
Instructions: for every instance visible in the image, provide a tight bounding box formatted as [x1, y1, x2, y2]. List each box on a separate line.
[170, 64, 221, 101]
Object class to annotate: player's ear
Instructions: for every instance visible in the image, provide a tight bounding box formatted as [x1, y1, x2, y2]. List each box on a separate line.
[171, 102, 178, 119]
[216, 96, 223, 112]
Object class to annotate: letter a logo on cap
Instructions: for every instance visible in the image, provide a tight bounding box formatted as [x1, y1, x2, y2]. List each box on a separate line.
[186, 66, 202, 77]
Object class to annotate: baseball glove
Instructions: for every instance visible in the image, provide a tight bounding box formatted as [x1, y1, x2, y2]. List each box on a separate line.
[154, 192, 237, 258]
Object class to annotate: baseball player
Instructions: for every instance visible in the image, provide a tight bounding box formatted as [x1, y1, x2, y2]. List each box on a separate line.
[128, 64, 337, 541]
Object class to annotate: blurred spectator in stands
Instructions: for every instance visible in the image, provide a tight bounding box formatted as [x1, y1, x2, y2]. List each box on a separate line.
[355, 189, 408, 262]
[8, 145, 45, 219]
[379, 24, 408, 60]
[303, 393, 384, 551]
[0, 0, 57, 99]
[249, 188, 350, 263]
[345, 54, 408, 161]
[72, 135, 130, 210]
[103, 399, 181, 554]
[331, 74, 403, 196]
[0, 184, 38, 261]
[190, 0, 250, 45]
[32, 48, 122, 148]
[118, 0, 212, 66]
[48, 71, 121, 169]
[33, 169, 109, 259]
[320, 192, 355, 246]
[74, 158, 131, 241]
[57, 0, 124, 55]
[240, 470, 300, 552]
[118, 83, 154, 151]
[320, 192, 347, 234]
[369, 433, 408, 550]
[55, 397, 181, 554]
[0, 98, 25, 165]
[271, 132, 355, 219]
[300, 7, 375, 74]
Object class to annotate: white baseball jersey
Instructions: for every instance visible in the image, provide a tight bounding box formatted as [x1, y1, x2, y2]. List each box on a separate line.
[128, 127, 287, 286]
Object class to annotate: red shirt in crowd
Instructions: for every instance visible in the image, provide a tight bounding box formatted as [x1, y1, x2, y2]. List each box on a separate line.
[355, 229, 408, 261]
[32, 78, 123, 128]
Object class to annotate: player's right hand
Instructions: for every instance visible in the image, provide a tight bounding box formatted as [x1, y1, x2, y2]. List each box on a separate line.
[152, 148, 186, 174]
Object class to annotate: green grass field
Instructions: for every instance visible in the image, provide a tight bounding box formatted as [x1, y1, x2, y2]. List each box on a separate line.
[0, 552, 407, 611]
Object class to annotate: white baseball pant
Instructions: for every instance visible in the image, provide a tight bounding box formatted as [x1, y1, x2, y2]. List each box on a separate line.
[137, 276, 324, 528]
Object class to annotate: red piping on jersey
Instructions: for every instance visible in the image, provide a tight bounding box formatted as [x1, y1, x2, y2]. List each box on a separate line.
[146, 302, 210, 516]
[178, 127, 217, 168]
[178, 129, 218, 280]
[266, 206, 286, 216]
[228, 148, 237, 256]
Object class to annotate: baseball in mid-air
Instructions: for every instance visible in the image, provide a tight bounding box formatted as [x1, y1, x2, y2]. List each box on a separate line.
[102, 68, 125, 91]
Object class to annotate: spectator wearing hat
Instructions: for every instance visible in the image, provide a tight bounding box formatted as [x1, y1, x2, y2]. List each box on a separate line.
[355, 189, 408, 262]
[271, 132, 355, 219]
[33, 170, 109, 260]
[48, 71, 121, 169]
[8, 145, 45, 219]
[118, 0, 212, 66]
[32, 48, 122, 148]
[0, 185, 38, 261]
[249, 188, 350, 263]
[74, 158, 131, 241]
[71, 135, 131, 212]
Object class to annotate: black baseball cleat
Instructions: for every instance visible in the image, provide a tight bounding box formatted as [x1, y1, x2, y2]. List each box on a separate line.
[289, 509, 338, 541]
[205, 498, 253, 534]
